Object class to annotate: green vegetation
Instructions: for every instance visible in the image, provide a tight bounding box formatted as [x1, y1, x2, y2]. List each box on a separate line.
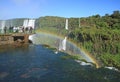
[101, 54, 120, 68]
[42, 44, 57, 51]
[42, 44, 51, 48]
[1, 11, 119, 69]
[37, 10, 120, 70]
[61, 54, 82, 60]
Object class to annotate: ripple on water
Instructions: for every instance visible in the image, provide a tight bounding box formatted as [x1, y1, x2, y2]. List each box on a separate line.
[20, 67, 49, 79]
[20, 73, 30, 78]
[0, 72, 9, 79]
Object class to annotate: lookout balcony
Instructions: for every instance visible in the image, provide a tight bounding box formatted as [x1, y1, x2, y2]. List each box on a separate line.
[0, 29, 35, 45]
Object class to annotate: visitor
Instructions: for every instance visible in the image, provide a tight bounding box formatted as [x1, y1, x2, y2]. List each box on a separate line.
[13, 26, 18, 33]
[22, 26, 25, 33]
[29, 26, 33, 33]
[9, 26, 13, 33]
[25, 27, 28, 33]
[4, 26, 7, 34]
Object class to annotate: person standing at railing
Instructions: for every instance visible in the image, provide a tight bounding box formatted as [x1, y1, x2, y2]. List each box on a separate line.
[22, 26, 25, 33]
[9, 26, 13, 33]
[4, 26, 7, 34]
[29, 26, 33, 33]
[25, 27, 28, 33]
[13, 26, 16, 33]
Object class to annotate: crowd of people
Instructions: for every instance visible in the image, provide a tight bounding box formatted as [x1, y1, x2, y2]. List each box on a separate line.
[2, 26, 34, 34]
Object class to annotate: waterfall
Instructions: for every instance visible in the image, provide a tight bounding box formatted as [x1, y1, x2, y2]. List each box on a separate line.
[59, 37, 67, 51]
[58, 39, 62, 51]
[23, 19, 29, 28]
[0, 20, 6, 33]
[62, 37, 67, 50]
[65, 19, 68, 30]
[23, 19, 35, 29]
[28, 19, 35, 29]
[58, 18, 68, 50]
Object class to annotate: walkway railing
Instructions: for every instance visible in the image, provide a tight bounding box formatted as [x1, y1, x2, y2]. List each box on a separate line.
[0, 29, 35, 35]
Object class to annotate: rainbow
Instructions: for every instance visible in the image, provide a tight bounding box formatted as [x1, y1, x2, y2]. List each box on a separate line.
[29, 31, 101, 68]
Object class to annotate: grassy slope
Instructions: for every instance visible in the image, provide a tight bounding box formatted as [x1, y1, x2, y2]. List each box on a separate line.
[73, 27, 120, 69]
[36, 27, 120, 70]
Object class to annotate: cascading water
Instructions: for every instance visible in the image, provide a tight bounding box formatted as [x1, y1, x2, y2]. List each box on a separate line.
[58, 18, 68, 51]
[0, 20, 6, 33]
[23, 19, 35, 29]
[59, 37, 67, 51]
[28, 19, 35, 29]
[23, 19, 29, 28]
[65, 18, 68, 30]
[29, 33, 95, 63]
[62, 37, 67, 50]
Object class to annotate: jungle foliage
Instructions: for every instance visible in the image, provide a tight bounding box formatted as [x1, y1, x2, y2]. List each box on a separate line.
[37, 11, 120, 69]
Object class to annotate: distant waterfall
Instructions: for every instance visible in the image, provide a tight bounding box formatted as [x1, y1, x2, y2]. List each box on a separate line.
[59, 37, 67, 51]
[62, 37, 67, 50]
[28, 19, 35, 29]
[0, 20, 6, 33]
[23, 20, 29, 28]
[23, 19, 35, 29]
[65, 19, 68, 30]
[59, 18, 68, 50]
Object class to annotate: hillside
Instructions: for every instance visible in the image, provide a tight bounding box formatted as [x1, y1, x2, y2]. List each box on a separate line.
[37, 11, 120, 69]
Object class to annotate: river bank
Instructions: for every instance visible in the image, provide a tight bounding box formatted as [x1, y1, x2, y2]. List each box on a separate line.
[36, 27, 120, 71]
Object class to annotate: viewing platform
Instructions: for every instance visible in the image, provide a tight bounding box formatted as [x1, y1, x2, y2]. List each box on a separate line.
[0, 33, 34, 45]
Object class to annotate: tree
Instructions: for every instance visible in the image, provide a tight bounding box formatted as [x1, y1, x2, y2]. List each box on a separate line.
[111, 10, 120, 18]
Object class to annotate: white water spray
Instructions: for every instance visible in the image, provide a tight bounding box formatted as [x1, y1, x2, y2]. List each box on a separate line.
[23, 19, 29, 28]
[59, 37, 67, 51]
[65, 19, 68, 30]
[0, 20, 6, 33]
[28, 19, 35, 29]
[23, 19, 35, 29]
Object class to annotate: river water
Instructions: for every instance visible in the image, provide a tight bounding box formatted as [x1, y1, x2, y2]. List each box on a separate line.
[0, 33, 120, 82]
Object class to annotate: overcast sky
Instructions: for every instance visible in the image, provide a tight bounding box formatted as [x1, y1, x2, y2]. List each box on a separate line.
[0, 0, 120, 19]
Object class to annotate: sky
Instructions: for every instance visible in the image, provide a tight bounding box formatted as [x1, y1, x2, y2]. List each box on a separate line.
[0, 0, 120, 19]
